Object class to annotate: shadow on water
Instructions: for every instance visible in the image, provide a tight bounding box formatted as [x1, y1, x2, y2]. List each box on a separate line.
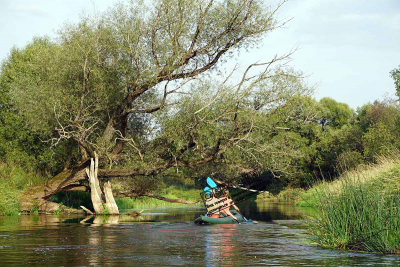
[0, 202, 398, 266]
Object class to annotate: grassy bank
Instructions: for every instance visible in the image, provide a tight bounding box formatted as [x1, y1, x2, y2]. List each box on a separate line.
[0, 163, 202, 215]
[300, 156, 400, 253]
[116, 186, 202, 210]
[0, 157, 203, 215]
[0, 162, 44, 215]
[44, 185, 202, 211]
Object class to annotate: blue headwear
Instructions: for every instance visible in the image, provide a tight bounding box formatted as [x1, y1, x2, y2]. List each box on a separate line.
[204, 186, 211, 196]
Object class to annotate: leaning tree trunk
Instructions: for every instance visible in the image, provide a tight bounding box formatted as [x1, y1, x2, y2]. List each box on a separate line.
[20, 164, 89, 213]
[20, 154, 119, 214]
[20, 153, 199, 213]
[85, 155, 119, 215]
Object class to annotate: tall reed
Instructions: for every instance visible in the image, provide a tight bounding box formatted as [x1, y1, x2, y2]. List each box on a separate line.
[309, 159, 400, 253]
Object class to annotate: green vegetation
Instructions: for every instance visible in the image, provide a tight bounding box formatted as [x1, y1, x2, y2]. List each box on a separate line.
[301, 156, 400, 253]
[390, 66, 400, 99]
[48, 191, 94, 211]
[0, 0, 317, 211]
[116, 186, 202, 209]
[48, 185, 201, 211]
[0, 162, 44, 215]
[0, 0, 400, 215]
[255, 187, 306, 202]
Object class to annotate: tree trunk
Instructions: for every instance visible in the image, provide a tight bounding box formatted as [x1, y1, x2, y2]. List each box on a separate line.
[85, 154, 119, 215]
[21, 155, 119, 214]
[20, 154, 197, 213]
[20, 164, 89, 212]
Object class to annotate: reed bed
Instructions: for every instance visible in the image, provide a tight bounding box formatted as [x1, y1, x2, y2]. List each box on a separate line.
[307, 156, 400, 253]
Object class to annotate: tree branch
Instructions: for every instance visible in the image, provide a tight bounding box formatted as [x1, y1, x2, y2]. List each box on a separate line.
[115, 192, 201, 204]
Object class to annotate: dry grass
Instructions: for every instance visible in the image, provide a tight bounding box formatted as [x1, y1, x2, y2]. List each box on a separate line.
[303, 155, 400, 203]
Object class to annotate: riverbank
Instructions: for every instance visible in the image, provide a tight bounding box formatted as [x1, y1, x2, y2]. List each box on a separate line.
[0, 161, 202, 215]
[0, 162, 44, 215]
[47, 185, 202, 212]
[299, 156, 400, 253]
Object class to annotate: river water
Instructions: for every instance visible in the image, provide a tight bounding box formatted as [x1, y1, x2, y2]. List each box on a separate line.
[0, 202, 398, 266]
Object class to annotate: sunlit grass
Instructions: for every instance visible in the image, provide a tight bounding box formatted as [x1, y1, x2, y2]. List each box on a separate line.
[305, 155, 400, 253]
[0, 158, 202, 215]
[0, 162, 44, 215]
[48, 185, 202, 211]
[116, 186, 202, 209]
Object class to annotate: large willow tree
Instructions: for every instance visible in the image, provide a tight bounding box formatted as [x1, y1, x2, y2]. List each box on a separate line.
[1, 0, 313, 211]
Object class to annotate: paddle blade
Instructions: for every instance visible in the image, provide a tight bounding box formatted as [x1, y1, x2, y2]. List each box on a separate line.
[206, 177, 218, 188]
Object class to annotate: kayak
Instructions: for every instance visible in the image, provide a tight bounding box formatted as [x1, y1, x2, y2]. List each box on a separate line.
[194, 210, 246, 224]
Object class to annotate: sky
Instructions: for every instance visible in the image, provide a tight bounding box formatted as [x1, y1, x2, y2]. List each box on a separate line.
[0, 0, 399, 109]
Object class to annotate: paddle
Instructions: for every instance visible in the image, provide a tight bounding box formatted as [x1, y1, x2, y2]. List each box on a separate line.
[235, 210, 250, 222]
[206, 177, 218, 188]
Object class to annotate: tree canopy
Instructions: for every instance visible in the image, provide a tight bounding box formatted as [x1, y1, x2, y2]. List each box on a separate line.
[0, 0, 321, 205]
[2, 0, 400, 211]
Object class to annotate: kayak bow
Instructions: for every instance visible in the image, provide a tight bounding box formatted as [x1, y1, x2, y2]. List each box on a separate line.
[194, 210, 247, 225]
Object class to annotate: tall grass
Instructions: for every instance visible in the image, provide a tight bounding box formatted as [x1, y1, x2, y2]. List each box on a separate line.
[116, 185, 202, 210]
[307, 156, 400, 253]
[0, 185, 20, 216]
[0, 160, 202, 215]
[0, 162, 45, 215]
[48, 185, 202, 211]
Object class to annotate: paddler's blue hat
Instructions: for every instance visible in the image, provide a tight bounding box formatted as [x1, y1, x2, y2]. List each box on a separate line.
[204, 187, 211, 199]
[204, 186, 211, 196]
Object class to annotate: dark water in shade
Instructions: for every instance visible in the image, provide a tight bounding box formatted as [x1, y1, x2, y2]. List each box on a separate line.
[0, 202, 399, 266]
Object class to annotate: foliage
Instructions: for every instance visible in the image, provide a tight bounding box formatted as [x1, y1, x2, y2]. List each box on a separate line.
[1, 0, 400, 211]
[0, 162, 44, 215]
[319, 97, 353, 128]
[335, 150, 364, 172]
[0, 38, 76, 174]
[0, 185, 20, 216]
[360, 101, 400, 160]
[307, 157, 400, 253]
[274, 187, 306, 202]
[363, 123, 399, 158]
[390, 66, 400, 100]
[0, 0, 317, 190]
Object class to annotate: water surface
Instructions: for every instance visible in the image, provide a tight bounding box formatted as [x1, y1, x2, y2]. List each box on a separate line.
[0, 202, 398, 266]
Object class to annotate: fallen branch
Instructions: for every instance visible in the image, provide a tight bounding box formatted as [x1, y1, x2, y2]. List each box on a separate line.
[142, 193, 202, 204]
[80, 205, 94, 215]
[116, 191, 202, 205]
[214, 179, 269, 194]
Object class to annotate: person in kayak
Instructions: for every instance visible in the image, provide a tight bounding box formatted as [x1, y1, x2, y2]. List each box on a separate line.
[203, 186, 242, 223]
[203, 187, 220, 218]
[217, 189, 241, 223]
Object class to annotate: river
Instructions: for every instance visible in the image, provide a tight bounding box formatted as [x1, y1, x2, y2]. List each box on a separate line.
[0, 202, 398, 266]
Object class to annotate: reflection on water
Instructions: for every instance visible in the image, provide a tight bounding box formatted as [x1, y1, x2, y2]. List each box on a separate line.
[0, 202, 398, 266]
